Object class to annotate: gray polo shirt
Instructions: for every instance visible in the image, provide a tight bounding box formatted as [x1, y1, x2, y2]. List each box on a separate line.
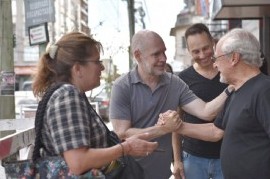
[109, 67, 197, 179]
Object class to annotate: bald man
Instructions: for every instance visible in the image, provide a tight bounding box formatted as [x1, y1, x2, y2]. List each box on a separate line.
[109, 30, 231, 179]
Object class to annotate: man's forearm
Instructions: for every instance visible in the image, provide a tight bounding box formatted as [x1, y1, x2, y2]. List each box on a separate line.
[177, 122, 224, 142]
[172, 132, 182, 162]
[181, 88, 232, 122]
[124, 112, 181, 140]
[204, 90, 228, 120]
[125, 125, 169, 140]
[204, 86, 234, 120]
[173, 108, 183, 162]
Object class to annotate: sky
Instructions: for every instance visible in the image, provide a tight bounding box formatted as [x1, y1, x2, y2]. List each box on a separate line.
[89, 0, 184, 73]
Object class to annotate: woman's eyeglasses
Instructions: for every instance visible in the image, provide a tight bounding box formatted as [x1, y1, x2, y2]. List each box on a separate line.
[87, 60, 103, 65]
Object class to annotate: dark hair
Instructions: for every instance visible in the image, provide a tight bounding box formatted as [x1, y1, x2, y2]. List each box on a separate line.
[185, 23, 212, 45]
[165, 63, 173, 73]
[33, 32, 103, 97]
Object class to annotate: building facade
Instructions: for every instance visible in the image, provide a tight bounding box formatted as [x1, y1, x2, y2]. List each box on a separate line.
[12, 0, 89, 90]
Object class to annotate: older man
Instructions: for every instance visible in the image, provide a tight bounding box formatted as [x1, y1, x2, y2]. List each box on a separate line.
[163, 28, 270, 179]
[109, 30, 231, 179]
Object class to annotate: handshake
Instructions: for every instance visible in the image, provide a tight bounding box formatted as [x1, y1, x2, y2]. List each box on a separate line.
[157, 110, 183, 133]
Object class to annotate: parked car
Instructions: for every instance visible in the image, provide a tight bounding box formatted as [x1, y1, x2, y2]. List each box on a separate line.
[86, 84, 110, 123]
[22, 81, 33, 91]
[15, 91, 38, 118]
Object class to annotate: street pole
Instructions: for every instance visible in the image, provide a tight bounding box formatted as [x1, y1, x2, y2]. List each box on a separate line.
[0, 0, 15, 119]
[127, 0, 135, 70]
[39, 43, 47, 58]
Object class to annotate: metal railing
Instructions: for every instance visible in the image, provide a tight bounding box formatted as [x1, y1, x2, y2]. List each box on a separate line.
[0, 118, 35, 178]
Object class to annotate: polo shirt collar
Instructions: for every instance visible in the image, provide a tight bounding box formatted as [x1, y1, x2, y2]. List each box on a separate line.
[129, 66, 170, 86]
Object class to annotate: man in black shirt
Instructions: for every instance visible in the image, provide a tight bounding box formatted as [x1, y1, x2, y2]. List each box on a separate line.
[166, 28, 270, 179]
[173, 23, 227, 179]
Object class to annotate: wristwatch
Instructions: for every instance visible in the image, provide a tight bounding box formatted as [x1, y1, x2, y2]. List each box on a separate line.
[224, 87, 233, 96]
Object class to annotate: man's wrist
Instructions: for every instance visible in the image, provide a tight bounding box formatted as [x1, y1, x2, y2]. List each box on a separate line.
[160, 125, 171, 134]
[174, 160, 182, 163]
[224, 87, 232, 96]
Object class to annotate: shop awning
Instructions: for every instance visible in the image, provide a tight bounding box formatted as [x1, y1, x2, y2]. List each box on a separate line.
[14, 66, 36, 75]
[212, 0, 270, 20]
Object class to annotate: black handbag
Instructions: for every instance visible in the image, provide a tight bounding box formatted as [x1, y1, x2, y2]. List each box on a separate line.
[86, 97, 145, 179]
[103, 131, 145, 179]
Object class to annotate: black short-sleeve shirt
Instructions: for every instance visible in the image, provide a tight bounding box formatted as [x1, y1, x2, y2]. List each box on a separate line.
[214, 73, 270, 179]
[179, 66, 227, 158]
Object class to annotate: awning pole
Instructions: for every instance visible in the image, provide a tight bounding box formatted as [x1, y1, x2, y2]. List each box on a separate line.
[262, 16, 270, 74]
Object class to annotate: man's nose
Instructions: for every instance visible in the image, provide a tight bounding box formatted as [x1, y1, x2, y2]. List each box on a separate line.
[160, 53, 167, 62]
[198, 51, 207, 59]
[101, 64, 105, 71]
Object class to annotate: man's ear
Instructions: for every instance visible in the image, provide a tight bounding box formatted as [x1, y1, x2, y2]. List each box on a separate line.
[134, 49, 141, 62]
[232, 52, 241, 65]
[186, 48, 192, 59]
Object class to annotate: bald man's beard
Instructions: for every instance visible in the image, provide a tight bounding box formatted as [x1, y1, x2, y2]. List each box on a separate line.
[142, 61, 164, 76]
[149, 68, 164, 76]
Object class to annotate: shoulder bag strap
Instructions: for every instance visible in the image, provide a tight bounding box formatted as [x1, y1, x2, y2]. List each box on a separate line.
[82, 93, 111, 134]
[32, 83, 65, 161]
[82, 93, 122, 145]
